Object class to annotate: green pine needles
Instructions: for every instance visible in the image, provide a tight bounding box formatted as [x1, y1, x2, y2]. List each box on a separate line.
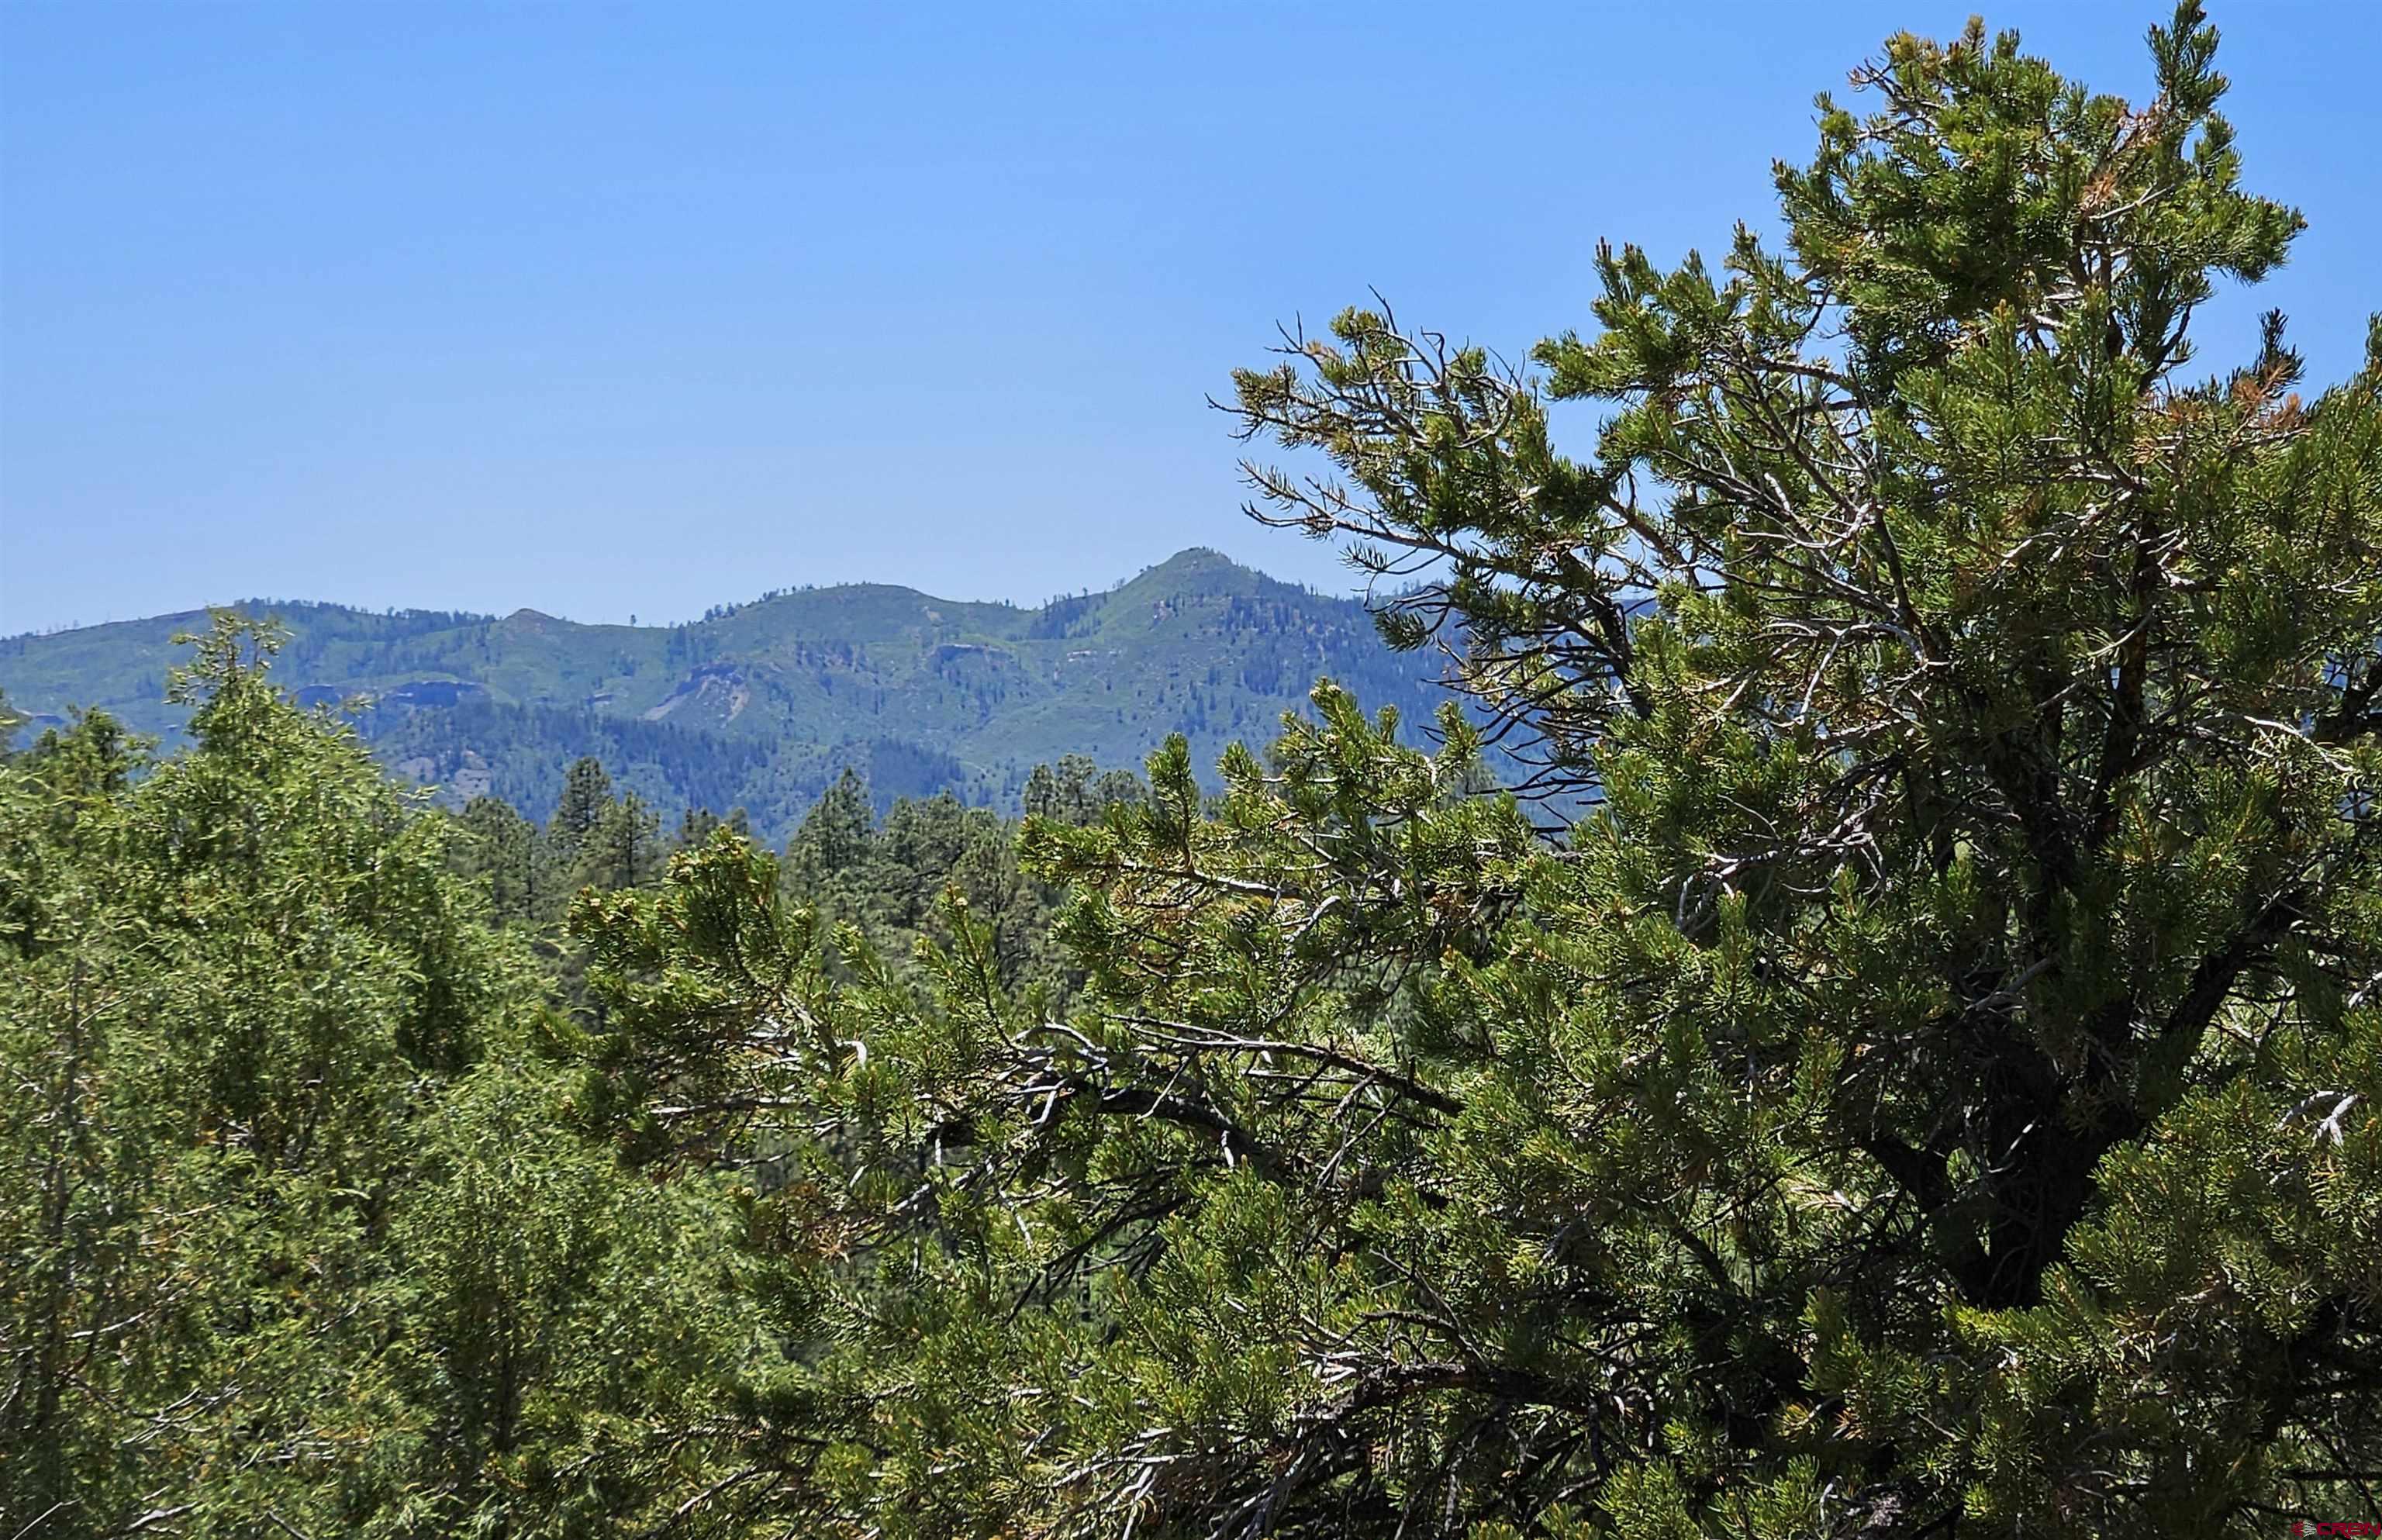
[6, 5, 2382, 1535]
[576, 6, 2382, 1531]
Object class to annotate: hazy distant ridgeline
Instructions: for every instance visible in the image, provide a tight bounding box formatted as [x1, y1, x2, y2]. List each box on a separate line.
[0, 548, 1462, 841]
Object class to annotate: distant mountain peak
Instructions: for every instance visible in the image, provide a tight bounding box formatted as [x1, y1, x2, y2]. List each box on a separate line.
[1141, 547, 1248, 579]
[1112, 547, 1279, 604]
[1151, 545, 1234, 568]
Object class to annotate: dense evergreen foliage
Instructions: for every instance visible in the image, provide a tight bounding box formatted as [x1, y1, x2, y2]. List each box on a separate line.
[7, 9, 2382, 1535]
[0, 620, 747, 1535]
[0, 621, 1144, 1534]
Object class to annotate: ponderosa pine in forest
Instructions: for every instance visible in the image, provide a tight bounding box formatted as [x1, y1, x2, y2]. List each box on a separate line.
[571, 7, 2382, 1534]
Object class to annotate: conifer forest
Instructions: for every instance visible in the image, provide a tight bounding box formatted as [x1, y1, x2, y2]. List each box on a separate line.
[6, 7, 2382, 1535]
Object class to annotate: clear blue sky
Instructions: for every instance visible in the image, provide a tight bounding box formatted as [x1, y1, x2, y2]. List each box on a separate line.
[3, 2, 2374, 634]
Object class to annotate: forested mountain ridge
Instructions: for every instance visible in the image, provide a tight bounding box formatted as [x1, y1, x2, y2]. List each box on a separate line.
[0, 547, 1462, 839]
[13, 10, 2382, 1533]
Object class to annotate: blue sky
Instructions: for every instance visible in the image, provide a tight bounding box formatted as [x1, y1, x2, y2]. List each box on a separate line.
[3, 1, 2375, 634]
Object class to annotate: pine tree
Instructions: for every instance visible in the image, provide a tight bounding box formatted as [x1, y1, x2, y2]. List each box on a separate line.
[1021, 760, 1062, 822]
[781, 765, 878, 902]
[567, 791, 662, 895]
[456, 792, 540, 922]
[551, 754, 615, 844]
[569, 9, 2382, 1533]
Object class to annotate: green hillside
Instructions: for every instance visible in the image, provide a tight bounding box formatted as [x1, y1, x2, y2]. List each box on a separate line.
[0, 548, 1462, 840]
